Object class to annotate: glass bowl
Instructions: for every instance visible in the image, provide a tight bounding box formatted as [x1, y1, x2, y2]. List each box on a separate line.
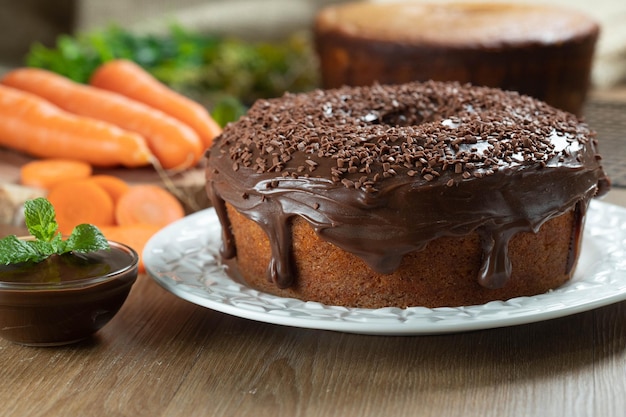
[0, 240, 139, 346]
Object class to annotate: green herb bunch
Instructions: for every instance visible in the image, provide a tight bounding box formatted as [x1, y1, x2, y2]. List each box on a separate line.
[0, 198, 110, 265]
[26, 25, 319, 126]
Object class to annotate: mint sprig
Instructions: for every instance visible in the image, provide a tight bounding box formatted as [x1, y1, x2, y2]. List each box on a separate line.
[0, 197, 110, 265]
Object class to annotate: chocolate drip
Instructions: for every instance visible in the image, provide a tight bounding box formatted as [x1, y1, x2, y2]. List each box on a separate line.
[254, 206, 296, 288]
[566, 202, 586, 274]
[477, 227, 514, 290]
[205, 81, 610, 292]
[205, 178, 236, 259]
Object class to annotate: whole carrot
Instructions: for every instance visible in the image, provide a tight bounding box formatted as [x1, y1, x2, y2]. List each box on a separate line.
[90, 59, 222, 149]
[2, 67, 204, 170]
[0, 85, 152, 168]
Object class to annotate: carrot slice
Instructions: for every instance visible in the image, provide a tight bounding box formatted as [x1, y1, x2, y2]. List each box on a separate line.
[90, 59, 222, 149]
[115, 184, 184, 227]
[90, 175, 130, 204]
[2, 68, 203, 169]
[0, 85, 153, 168]
[99, 223, 162, 273]
[20, 158, 93, 190]
[47, 179, 116, 235]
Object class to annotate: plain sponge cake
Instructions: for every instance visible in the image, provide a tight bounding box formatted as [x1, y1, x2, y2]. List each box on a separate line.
[205, 81, 610, 308]
[314, 1, 600, 116]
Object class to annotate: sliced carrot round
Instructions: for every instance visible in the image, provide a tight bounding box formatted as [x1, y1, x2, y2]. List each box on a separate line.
[115, 184, 184, 227]
[90, 174, 130, 204]
[99, 223, 162, 273]
[47, 179, 116, 235]
[20, 158, 92, 190]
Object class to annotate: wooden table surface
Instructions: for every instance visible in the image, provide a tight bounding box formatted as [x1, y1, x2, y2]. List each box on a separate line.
[0, 188, 624, 417]
[1, 84, 625, 416]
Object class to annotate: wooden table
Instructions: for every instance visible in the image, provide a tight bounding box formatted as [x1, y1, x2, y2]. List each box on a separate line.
[0, 188, 624, 417]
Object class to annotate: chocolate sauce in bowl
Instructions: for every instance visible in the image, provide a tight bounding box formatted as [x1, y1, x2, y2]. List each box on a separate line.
[0, 242, 138, 346]
[206, 81, 610, 293]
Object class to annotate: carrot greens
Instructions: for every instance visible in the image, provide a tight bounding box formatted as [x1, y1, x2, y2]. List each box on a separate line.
[25, 25, 318, 126]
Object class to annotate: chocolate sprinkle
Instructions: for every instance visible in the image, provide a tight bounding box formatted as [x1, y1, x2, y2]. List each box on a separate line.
[217, 81, 595, 191]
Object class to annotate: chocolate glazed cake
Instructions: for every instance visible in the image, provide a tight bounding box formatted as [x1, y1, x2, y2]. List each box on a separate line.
[205, 81, 610, 308]
[314, 2, 599, 116]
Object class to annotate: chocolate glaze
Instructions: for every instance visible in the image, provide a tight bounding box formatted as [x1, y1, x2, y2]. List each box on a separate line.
[206, 81, 610, 291]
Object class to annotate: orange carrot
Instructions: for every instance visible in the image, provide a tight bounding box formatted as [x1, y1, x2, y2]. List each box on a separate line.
[2, 67, 203, 170]
[90, 59, 222, 149]
[0, 85, 152, 168]
[90, 174, 130, 204]
[115, 184, 184, 228]
[99, 223, 162, 273]
[20, 158, 93, 190]
[47, 179, 116, 235]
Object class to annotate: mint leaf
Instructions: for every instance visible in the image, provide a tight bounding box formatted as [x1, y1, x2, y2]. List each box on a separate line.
[65, 224, 109, 254]
[0, 235, 46, 264]
[26, 239, 54, 257]
[28, 235, 63, 258]
[0, 198, 110, 266]
[24, 198, 58, 242]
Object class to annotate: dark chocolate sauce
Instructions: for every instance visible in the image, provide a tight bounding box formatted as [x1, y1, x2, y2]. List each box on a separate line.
[0, 244, 138, 346]
[205, 81, 610, 291]
[0, 250, 128, 284]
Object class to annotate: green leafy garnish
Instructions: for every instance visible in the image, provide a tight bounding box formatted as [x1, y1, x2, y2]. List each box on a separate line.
[0, 198, 110, 265]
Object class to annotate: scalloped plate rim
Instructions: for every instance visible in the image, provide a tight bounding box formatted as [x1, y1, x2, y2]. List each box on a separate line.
[144, 199, 626, 335]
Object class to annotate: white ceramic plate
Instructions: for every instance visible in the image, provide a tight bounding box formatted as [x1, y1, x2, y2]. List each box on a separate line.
[144, 200, 626, 335]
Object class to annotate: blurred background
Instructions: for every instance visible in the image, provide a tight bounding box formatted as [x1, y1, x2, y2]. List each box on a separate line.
[1, 0, 625, 87]
[0, 0, 345, 68]
[0, 0, 624, 191]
